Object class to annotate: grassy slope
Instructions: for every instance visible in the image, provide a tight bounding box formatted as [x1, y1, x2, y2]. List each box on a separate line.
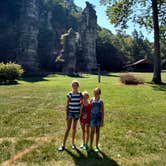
[0, 72, 166, 166]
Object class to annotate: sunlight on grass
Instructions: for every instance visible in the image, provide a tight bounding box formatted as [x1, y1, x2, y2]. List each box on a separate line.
[0, 72, 166, 166]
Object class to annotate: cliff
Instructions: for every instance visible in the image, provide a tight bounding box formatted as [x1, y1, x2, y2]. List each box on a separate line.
[0, 0, 80, 74]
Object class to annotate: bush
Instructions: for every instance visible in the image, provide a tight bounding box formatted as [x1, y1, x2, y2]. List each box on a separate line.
[0, 62, 24, 84]
[120, 73, 144, 85]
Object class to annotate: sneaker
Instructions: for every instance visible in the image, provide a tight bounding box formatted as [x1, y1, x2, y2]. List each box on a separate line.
[83, 145, 86, 150]
[87, 147, 93, 152]
[71, 144, 76, 149]
[80, 144, 84, 149]
[94, 147, 100, 152]
[84, 144, 89, 150]
[82, 144, 89, 150]
[58, 145, 65, 151]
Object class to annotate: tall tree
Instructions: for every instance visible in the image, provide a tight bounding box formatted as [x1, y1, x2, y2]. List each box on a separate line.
[100, 0, 165, 84]
[152, 0, 161, 83]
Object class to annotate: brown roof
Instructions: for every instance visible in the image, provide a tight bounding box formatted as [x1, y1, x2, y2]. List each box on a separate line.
[125, 59, 152, 67]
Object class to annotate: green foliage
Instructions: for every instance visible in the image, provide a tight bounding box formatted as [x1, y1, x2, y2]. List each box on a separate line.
[37, 0, 80, 71]
[100, 0, 166, 82]
[97, 28, 154, 70]
[100, 0, 165, 35]
[106, 0, 134, 29]
[100, 2, 165, 52]
[0, 62, 24, 84]
[97, 28, 124, 71]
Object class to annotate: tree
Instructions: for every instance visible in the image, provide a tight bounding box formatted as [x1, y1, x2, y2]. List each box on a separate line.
[100, 0, 166, 84]
[96, 28, 153, 71]
[96, 28, 124, 71]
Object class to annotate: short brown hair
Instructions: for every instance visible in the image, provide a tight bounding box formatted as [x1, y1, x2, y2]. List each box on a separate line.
[94, 87, 101, 95]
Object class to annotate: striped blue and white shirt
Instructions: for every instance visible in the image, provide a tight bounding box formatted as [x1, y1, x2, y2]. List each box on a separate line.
[67, 92, 82, 113]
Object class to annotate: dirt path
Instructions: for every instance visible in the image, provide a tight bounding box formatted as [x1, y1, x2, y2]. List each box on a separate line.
[0, 144, 39, 166]
[0, 135, 56, 166]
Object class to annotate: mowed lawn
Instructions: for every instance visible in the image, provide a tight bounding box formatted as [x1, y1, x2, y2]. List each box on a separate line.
[0, 72, 166, 166]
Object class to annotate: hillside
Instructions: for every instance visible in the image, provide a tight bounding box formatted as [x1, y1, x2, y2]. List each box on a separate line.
[0, 0, 165, 74]
[0, 0, 81, 73]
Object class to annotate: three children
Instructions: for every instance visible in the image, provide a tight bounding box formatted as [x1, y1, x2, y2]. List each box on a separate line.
[59, 80, 104, 152]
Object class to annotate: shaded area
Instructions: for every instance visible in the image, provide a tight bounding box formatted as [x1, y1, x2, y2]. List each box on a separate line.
[149, 83, 166, 91]
[19, 76, 49, 83]
[0, 80, 19, 86]
[64, 73, 86, 78]
[102, 73, 120, 78]
[20, 72, 87, 83]
[65, 148, 119, 166]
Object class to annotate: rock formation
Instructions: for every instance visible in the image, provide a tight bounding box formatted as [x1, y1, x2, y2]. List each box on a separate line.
[79, 2, 97, 71]
[61, 28, 77, 74]
[17, 0, 39, 74]
[60, 2, 97, 73]
[0, 1, 97, 74]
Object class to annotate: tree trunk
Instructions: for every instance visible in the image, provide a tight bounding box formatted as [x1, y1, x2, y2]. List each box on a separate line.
[152, 0, 162, 84]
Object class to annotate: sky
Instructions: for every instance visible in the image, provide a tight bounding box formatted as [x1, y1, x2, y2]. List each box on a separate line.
[74, 0, 153, 42]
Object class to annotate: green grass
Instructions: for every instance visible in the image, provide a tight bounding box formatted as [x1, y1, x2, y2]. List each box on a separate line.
[0, 72, 166, 166]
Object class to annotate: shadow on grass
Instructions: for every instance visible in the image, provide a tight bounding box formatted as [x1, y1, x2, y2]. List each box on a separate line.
[102, 73, 120, 78]
[20, 76, 49, 83]
[0, 80, 19, 86]
[147, 82, 166, 91]
[65, 148, 119, 166]
[21, 73, 88, 83]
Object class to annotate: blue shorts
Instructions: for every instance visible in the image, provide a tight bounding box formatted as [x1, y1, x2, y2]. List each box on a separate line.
[67, 112, 80, 119]
[90, 117, 102, 127]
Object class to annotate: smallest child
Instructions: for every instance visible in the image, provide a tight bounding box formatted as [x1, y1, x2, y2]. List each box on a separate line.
[80, 91, 92, 150]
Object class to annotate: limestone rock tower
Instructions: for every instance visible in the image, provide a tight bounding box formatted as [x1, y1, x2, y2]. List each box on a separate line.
[17, 0, 39, 74]
[79, 2, 97, 71]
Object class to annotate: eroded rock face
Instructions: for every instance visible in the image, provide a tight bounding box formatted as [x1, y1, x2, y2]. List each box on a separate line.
[79, 2, 97, 71]
[61, 2, 97, 73]
[0, 1, 20, 63]
[17, 0, 39, 74]
[61, 28, 77, 74]
[0, 1, 97, 74]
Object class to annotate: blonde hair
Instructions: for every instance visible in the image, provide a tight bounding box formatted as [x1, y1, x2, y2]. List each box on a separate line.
[71, 80, 79, 87]
[94, 87, 101, 95]
[82, 91, 89, 98]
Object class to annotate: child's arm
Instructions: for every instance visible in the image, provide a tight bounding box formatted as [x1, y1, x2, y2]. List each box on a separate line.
[66, 97, 70, 120]
[80, 104, 83, 118]
[101, 101, 104, 126]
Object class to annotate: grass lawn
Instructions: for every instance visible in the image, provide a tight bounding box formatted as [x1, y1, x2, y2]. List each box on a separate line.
[0, 72, 166, 166]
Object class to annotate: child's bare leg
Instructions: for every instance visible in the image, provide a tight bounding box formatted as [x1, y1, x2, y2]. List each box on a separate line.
[63, 118, 72, 147]
[90, 127, 95, 148]
[96, 126, 100, 147]
[85, 125, 90, 145]
[81, 125, 85, 144]
[72, 118, 78, 145]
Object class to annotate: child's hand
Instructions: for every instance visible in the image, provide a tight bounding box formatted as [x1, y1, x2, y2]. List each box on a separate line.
[101, 121, 104, 127]
[66, 114, 68, 120]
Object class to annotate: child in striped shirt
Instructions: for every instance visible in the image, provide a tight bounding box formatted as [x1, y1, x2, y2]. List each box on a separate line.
[58, 80, 82, 151]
